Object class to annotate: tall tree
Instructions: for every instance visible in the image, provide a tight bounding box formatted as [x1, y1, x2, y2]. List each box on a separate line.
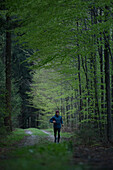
[104, 6, 113, 141]
[4, 15, 12, 131]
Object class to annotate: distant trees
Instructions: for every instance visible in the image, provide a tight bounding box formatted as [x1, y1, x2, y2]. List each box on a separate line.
[0, 2, 34, 133]
[1, 0, 113, 141]
[15, 0, 113, 141]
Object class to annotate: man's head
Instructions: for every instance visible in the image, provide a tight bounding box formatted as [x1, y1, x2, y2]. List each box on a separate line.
[56, 110, 59, 116]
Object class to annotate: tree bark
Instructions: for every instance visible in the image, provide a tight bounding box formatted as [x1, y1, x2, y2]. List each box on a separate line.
[77, 22, 82, 123]
[4, 15, 12, 131]
[104, 6, 113, 142]
[104, 35, 113, 141]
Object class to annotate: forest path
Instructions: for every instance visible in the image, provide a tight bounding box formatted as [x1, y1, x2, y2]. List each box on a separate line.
[41, 129, 54, 141]
[2, 128, 113, 170]
[0, 128, 77, 170]
[18, 130, 39, 147]
[18, 129, 54, 147]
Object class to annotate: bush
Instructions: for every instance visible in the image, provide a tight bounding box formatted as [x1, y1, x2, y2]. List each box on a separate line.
[0, 126, 9, 142]
[75, 123, 100, 145]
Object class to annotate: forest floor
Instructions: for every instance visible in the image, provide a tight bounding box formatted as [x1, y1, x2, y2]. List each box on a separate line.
[0, 128, 113, 170]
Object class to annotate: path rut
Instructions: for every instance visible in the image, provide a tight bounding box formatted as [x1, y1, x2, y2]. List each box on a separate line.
[41, 130, 54, 141]
[18, 130, 39, 147]
[18, 129, 54, 147]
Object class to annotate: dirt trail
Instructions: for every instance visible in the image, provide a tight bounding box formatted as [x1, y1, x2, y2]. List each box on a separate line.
[18, 130, 39, 147]
[41, 130, 54, 141]
[41, 130, 64, 143]
[18, 129, 54, 147]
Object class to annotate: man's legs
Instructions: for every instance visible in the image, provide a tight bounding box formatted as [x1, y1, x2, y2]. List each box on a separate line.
[58, 128, 60, 143]
[54, 128, 61, 143]
[54, 128, 57, 143]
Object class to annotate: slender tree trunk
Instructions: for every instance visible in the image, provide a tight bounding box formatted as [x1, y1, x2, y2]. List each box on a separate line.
[111, 27, 113, 126]
[93, 53, 101, 130]
[81, 55, 90, 119]
[77, 22, 82, 123]
[78, 54, 82, 122]
[104, 34, 113, 141]
[97, 10, 105, 135]
[4, 15, 12, 132]
[70, 95, 74, 129]
[91, 7, 102, 134]
[104, 5, 113, 142]
[99, 9, 105, 118]
[60, 82, 63, 116]
[66, 96, 69, 127]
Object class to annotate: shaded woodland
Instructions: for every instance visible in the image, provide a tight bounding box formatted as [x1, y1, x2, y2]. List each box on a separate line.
[0, 0, 113, 157]
[1, 1, 113, 170]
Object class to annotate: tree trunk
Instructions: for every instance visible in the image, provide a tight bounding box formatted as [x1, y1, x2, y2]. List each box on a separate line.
[66, 97, 69, 127]
[4, 15, 12, 132]
[93, 53, 101, 129]
[77, 22, 82, 123]
[104, 34, 113, 141]
[104, 5, 113, 142]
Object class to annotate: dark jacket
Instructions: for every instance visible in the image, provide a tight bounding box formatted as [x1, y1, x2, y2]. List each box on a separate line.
[50, 114, 63, 129]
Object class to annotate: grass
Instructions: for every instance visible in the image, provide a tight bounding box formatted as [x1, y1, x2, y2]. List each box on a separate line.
[0, 128, 72, 148]
[0, 128, 90, 170]
[45, 128, 73, 138]
[0, 128, 29, 147]
[0, 141, 87, 170]
[26, 128, 49, 136]
[0, 128, 48, 147]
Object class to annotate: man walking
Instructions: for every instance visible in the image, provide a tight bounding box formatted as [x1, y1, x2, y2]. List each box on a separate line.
[50, 110, 63, 143]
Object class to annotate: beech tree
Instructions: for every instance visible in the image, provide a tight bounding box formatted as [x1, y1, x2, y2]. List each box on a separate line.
[3, 0, 113, 141]
[4, 14, 12, 131]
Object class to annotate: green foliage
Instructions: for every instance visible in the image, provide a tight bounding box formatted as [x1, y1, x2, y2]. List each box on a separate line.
[26, 128, 49, 136]
[11, 79, 22, 128]
[75, 124, 100, 145]
[11, 44, 34, 128]
[0, 128, 29, 147]
[0, 127, 91, 170]
[0, 59, 6, 129]
[0, 141, 74, 170]
[1, 0, 113, 141]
